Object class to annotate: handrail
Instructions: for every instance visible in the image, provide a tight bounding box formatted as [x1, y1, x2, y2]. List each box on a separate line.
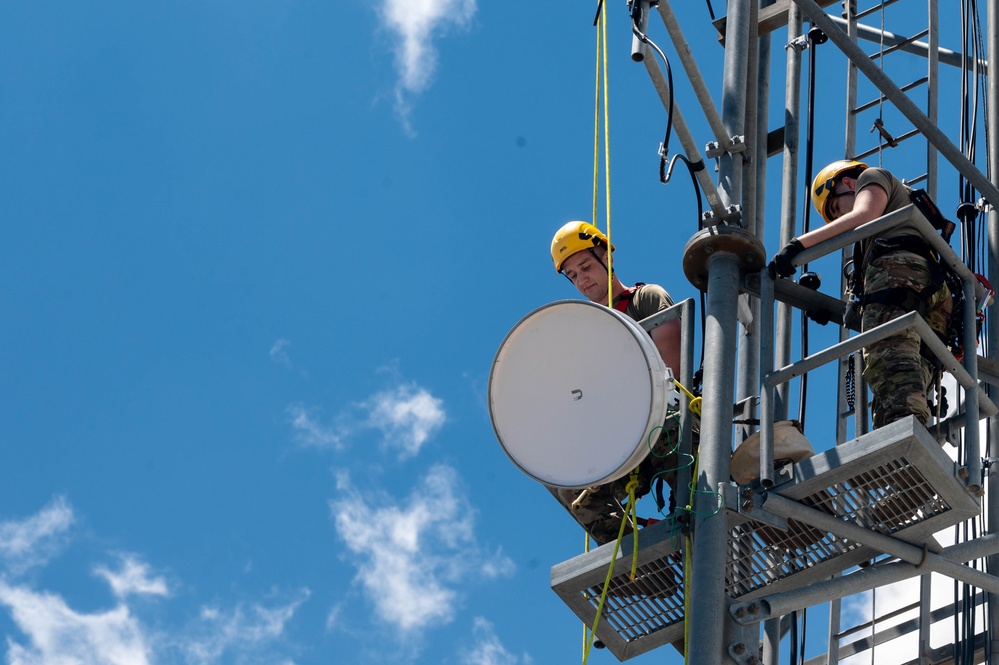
[638, 298, 697, 510]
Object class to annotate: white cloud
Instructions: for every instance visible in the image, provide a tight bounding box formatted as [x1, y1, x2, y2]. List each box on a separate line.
[376, 0, 477, 131]
[94, 555, 169, 600]
[182, 591, 310, 665]
[289, 381, 446, 458]
[0, 499, 307, 665]
[287, 404, 344, 450]
[0, 496, 74, 575]
[0, 581, 153, 665]
[331, 465, 513, 635]
[461, 617, 531, 665]
[269, 338, 292, 368]
[838, 568, 981, 665]
[365, 383, 446, 459]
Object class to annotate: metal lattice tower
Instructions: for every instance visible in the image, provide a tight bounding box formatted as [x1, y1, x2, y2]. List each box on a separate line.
[550, 1, 999, 663]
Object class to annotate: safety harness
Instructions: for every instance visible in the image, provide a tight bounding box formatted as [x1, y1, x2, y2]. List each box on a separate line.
[612, 283, 645, 314]
[849, 189, 963, 363]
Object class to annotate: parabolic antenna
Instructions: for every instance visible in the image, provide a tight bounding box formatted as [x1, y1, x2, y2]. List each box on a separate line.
[488, 300, 674, 489]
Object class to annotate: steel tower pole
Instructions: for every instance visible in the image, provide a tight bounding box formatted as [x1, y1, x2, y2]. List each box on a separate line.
[987, 1, 999, 661]
[686, 0, 752, 662]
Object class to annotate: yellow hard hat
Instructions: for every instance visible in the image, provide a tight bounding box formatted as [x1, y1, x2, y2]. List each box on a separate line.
[550, 221, 614, 272]
[811, 160, 868, 223]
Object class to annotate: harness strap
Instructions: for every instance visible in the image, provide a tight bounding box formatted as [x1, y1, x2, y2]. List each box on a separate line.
[862, 286, 933, 315]
[612, 283, 645, 313]
[867, 234, 939, 265]
[860, 236, 947, 308]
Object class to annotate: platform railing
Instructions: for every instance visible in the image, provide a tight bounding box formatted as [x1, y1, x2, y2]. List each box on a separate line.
[759, 203, 996, 493]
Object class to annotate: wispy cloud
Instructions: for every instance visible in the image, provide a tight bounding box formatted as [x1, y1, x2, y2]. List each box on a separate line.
[376, 0, 477, 132]
[269, 338, 293, 368]
[461, 617, 531, 665]
[287, 404, 344, 450]
[331, 465, 513, 635]
[0, 499, 307, 665]
[288, 381, 446, 459]
[94, 555, 170, 600]
[365, 383, 445, 459]
[0, 495, 74, 575]
[181, 591, 310, 665]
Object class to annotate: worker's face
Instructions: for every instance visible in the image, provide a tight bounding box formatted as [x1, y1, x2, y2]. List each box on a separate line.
[562, 249, 609, 303]
[825, 177, 856, 221]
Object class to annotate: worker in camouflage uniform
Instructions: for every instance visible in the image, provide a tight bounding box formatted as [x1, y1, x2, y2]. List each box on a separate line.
[769, 161, 952, 428]
[549, 221, 685, 544]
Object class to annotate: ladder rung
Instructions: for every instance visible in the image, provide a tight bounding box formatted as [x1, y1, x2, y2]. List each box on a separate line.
[854, 128, 921, 160]
[853, 77, 928, 114]
[856, 0, 902, 21]
[870, 29, 930, 59]
[834, 600, 921, 640]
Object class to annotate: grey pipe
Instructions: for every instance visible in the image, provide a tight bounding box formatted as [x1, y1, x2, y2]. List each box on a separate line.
[988, 0, 999, 659]
[686, 253, 742, 665]
[825, 15, 988, 74]
[654, 1, 730, 150]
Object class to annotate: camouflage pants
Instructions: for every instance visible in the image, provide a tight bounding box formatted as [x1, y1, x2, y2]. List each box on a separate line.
[861, 251, 952, 429]
[547, 417, 685, 545]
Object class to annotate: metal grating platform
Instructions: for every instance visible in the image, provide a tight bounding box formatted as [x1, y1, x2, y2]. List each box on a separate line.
[551, 417, 981, 661]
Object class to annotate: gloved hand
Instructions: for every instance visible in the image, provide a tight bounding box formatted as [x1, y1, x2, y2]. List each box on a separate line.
[768, 239, 805, 278]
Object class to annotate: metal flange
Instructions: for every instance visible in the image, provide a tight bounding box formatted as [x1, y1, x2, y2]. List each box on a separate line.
[682, 225, 767, 291]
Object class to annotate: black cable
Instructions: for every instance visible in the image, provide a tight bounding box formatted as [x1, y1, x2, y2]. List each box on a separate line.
[630, 22, 675, 183]
[797, 26, 824, 428]
[790, 610, 799, 665]
[632, 21, 708, 383]
[799, 608, 808, 665]
[592, 0, 604, 26]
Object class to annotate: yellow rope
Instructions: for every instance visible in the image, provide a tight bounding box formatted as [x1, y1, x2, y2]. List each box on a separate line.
[591, 3, 613, 308]
[582, 469, 639, 664]
[627, 472, 640, 580]
[600, 4, 613, 309]
[583, 10, 610, 658]
[673, 380, 702, 415]
[582, 531, 591, 651]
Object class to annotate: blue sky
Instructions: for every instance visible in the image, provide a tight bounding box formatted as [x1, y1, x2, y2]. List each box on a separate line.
[0, 1, 990, 664]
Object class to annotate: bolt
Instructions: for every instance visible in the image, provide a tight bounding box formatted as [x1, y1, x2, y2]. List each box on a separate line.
[742, 500, 753, 511]
[958, 467, 969, 479]
[741, 487, 753, 499]
[733, 643, 746, 655]
[747, 656, 759, 665]
[735, 607, 747, 618]
[748, 602, 760, 614]
[704, 243, 716, 255]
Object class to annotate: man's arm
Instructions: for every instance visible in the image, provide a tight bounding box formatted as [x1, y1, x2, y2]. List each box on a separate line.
[797, 183, 889, 248]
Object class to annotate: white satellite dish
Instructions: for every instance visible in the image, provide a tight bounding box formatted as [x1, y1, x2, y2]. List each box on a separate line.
[489, 300, 675, 489]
